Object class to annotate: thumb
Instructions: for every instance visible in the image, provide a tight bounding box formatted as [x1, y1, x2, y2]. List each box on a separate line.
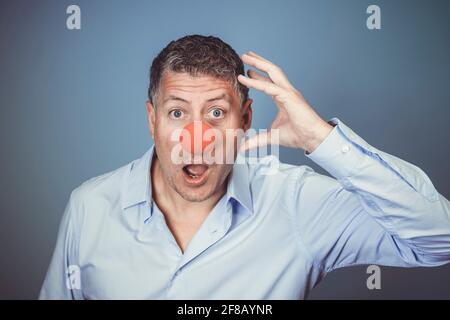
[239, 130, 275, 152]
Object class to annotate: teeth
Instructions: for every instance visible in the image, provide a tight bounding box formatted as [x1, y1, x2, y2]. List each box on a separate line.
[187, 172, 198, 178]
[183, 165, 206, 179]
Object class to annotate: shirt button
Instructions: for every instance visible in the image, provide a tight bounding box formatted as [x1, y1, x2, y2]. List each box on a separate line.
[341, 145, 350, 154]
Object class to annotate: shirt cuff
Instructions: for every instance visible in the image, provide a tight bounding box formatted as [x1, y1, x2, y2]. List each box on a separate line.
[305, 118, 367, 179]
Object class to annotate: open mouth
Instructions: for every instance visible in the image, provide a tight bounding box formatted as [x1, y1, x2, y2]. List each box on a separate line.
[182, 164, 209, 185]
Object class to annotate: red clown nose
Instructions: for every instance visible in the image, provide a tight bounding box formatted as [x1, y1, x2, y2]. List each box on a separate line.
[179, 121, 216, 154]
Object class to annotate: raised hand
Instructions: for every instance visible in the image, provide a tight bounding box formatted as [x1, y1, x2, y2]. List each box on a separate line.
[238, 51, 333, 154]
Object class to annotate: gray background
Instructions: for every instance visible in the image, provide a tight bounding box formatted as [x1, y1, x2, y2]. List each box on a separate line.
[1, 0, 449, 299]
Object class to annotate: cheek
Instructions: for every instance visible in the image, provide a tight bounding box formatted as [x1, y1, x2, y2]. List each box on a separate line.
[154, 126, 180, 157]
[155, 114, 187, 142]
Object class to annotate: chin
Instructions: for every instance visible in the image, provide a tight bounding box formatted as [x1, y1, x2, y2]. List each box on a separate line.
[177, 188, 215, 202]
[172, 175, 218, 202]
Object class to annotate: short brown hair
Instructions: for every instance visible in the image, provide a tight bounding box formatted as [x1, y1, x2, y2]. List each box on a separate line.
[148, 35, 249, 106]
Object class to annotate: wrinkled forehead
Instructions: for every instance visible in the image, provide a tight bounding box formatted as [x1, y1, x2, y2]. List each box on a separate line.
[158, 71, 241, 106]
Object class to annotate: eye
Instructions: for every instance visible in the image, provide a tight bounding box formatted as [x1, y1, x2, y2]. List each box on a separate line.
[169, 109, 184, 119]
[208, 108, 225, 119]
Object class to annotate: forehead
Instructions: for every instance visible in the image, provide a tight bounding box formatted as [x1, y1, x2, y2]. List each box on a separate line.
[159, 71, 239, 104]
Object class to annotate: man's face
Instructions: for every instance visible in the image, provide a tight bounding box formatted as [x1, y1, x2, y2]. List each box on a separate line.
[146, 72, 252, 202]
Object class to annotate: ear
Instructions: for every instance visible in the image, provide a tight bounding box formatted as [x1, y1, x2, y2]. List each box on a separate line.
[146, 101, 156, 139]
[241, 98, 253, 132]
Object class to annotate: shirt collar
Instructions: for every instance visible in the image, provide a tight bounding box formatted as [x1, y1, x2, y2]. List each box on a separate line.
[225, 152, 254, 215]
[121, 145, 253, 215]
[121, 146, 154, 210]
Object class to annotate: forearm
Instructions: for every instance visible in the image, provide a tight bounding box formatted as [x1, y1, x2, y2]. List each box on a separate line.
[306, 118, 450, 259]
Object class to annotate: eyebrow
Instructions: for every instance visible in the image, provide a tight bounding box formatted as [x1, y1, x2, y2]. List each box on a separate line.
[206, 93, 229, 103]
[162, 93, 230, 105]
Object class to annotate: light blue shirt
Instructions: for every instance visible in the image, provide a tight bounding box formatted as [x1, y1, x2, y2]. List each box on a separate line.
[39, 118, 450, 299]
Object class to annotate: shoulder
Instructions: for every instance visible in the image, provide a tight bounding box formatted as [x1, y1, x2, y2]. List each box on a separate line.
[246, 154, 315, 188]
[70, 164, 129, 205]
[67, 155, 142, 221]
[245, 155, 342, 205]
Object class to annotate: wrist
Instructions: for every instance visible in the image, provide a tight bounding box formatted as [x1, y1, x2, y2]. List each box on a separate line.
[303, 120, 334, 154]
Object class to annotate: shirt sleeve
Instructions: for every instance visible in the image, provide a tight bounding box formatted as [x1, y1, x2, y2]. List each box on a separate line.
[39, 191, 82, 299]
[291, 118, 450, 273]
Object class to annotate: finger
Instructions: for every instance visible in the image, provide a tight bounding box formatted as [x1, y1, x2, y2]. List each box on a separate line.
[239, 130, 275, 152]
[247, 69, 272, 83]
[247, 51, 272, 63]
[238, 74, 282, 96]
[241, 53, 291, 89]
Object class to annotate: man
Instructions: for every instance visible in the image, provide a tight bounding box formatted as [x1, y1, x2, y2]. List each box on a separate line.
[40, 35, 450, 299]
